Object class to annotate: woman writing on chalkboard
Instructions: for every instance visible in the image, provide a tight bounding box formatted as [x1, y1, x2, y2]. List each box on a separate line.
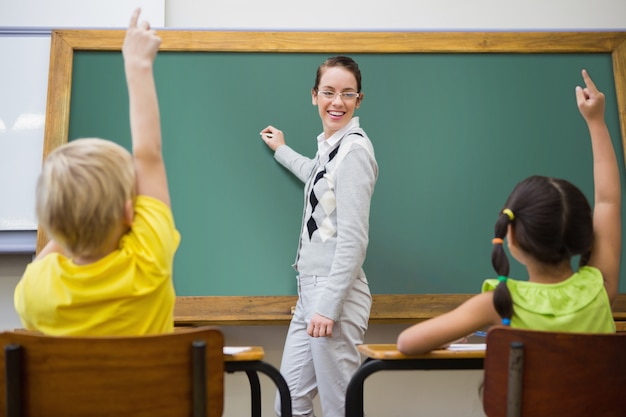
[260, 56, 378, 417]
[397, 69, 620, 355]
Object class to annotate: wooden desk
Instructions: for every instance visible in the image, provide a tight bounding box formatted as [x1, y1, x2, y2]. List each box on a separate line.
[345, 344, 485, 417]
[225, 346, 292, 417]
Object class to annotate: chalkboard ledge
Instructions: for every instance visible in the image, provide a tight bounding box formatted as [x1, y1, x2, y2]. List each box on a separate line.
[174, 294, 626, 331]
[0, 230, 37, 254]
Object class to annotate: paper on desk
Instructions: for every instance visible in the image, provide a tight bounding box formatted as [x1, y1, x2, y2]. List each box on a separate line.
[224, 346, 252, 355]
[447, 343, 486, 351]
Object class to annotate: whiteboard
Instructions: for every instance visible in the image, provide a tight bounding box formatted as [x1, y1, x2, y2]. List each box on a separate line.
[0, 1, 164, 251]
[0, 34, 49, 230]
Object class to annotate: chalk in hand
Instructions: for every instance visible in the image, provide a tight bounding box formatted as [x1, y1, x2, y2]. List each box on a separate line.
[260, 132, 273, 139]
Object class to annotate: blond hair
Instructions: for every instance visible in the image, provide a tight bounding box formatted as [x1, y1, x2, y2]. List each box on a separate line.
[36, 138, 135, 257]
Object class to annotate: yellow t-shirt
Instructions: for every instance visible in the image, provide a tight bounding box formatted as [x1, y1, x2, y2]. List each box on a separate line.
[14, 196, 181, 336]
[482, 266, 615, 333]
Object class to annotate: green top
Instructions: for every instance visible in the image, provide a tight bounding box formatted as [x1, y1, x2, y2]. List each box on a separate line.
[482, 266, 615, 333]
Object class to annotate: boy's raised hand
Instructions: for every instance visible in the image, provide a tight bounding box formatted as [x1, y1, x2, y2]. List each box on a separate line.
[123, 7, 169, 206]
[122, 8, 161, 67]
[576, 69, 606, 123]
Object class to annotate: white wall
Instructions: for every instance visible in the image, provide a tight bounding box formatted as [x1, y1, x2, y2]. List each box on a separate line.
[0, 1, 164, 28]
[1, 1, 625, 416]
[165, 0, 626, 30]
[0, 255, 29, 330]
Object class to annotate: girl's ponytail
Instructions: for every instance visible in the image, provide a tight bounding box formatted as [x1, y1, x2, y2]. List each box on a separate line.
[491, 208, 514, 325]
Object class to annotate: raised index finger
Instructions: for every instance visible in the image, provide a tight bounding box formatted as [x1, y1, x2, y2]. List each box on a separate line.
[582, 69, 598, 92]
[128, 7, 140, 29]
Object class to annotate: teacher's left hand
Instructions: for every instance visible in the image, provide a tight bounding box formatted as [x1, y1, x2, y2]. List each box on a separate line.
[308, 313, 334, 338]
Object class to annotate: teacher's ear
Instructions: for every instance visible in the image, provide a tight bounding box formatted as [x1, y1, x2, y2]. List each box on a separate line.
[356, 92, 364, 108]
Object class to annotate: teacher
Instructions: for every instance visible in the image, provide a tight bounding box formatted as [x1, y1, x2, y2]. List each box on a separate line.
[260, 55, 378, 417]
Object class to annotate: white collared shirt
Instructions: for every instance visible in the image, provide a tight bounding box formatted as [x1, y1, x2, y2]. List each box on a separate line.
[316, 117, 360, 165]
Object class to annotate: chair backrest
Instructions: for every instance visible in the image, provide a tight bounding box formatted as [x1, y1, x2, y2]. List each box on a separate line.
[0, 326, 224, 417]
[483, 327, 626, 417]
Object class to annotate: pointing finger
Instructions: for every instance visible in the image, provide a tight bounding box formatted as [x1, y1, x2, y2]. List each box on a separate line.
[582, 69, 598, 93]
[129, 7, 140, 29]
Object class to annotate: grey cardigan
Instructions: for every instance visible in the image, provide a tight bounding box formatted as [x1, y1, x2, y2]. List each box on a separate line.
[274, 125, 378, 320]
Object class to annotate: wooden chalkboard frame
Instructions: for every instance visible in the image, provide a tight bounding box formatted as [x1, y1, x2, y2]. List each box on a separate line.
[41, 30, 626, 324]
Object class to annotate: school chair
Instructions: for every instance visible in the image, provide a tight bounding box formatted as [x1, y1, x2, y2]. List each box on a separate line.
[483, 326, 626, 417]
[0, 326, 225, 417]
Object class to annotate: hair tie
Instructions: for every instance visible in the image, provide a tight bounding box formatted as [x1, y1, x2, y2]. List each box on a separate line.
[501, 318, 511, 326]
[492, 238, 504, 245]
[502, 208, 515, 221]
[498, 275, 507, 282]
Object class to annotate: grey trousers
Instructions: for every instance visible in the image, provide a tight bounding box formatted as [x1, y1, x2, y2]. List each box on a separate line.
[275, 274, 372, 417]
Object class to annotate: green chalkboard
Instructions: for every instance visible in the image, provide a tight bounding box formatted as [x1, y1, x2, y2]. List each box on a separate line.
[46, 30, 626, 296]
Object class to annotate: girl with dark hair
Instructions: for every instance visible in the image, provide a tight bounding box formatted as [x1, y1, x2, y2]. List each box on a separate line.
[259, 56, 378, 417]
[397, 69, 620, 355]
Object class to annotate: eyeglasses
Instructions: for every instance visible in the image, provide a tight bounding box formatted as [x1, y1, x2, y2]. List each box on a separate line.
[316, 90, 360, 101]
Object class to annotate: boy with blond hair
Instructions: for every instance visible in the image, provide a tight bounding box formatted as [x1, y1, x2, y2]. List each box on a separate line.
[14, 8, 180, 336]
